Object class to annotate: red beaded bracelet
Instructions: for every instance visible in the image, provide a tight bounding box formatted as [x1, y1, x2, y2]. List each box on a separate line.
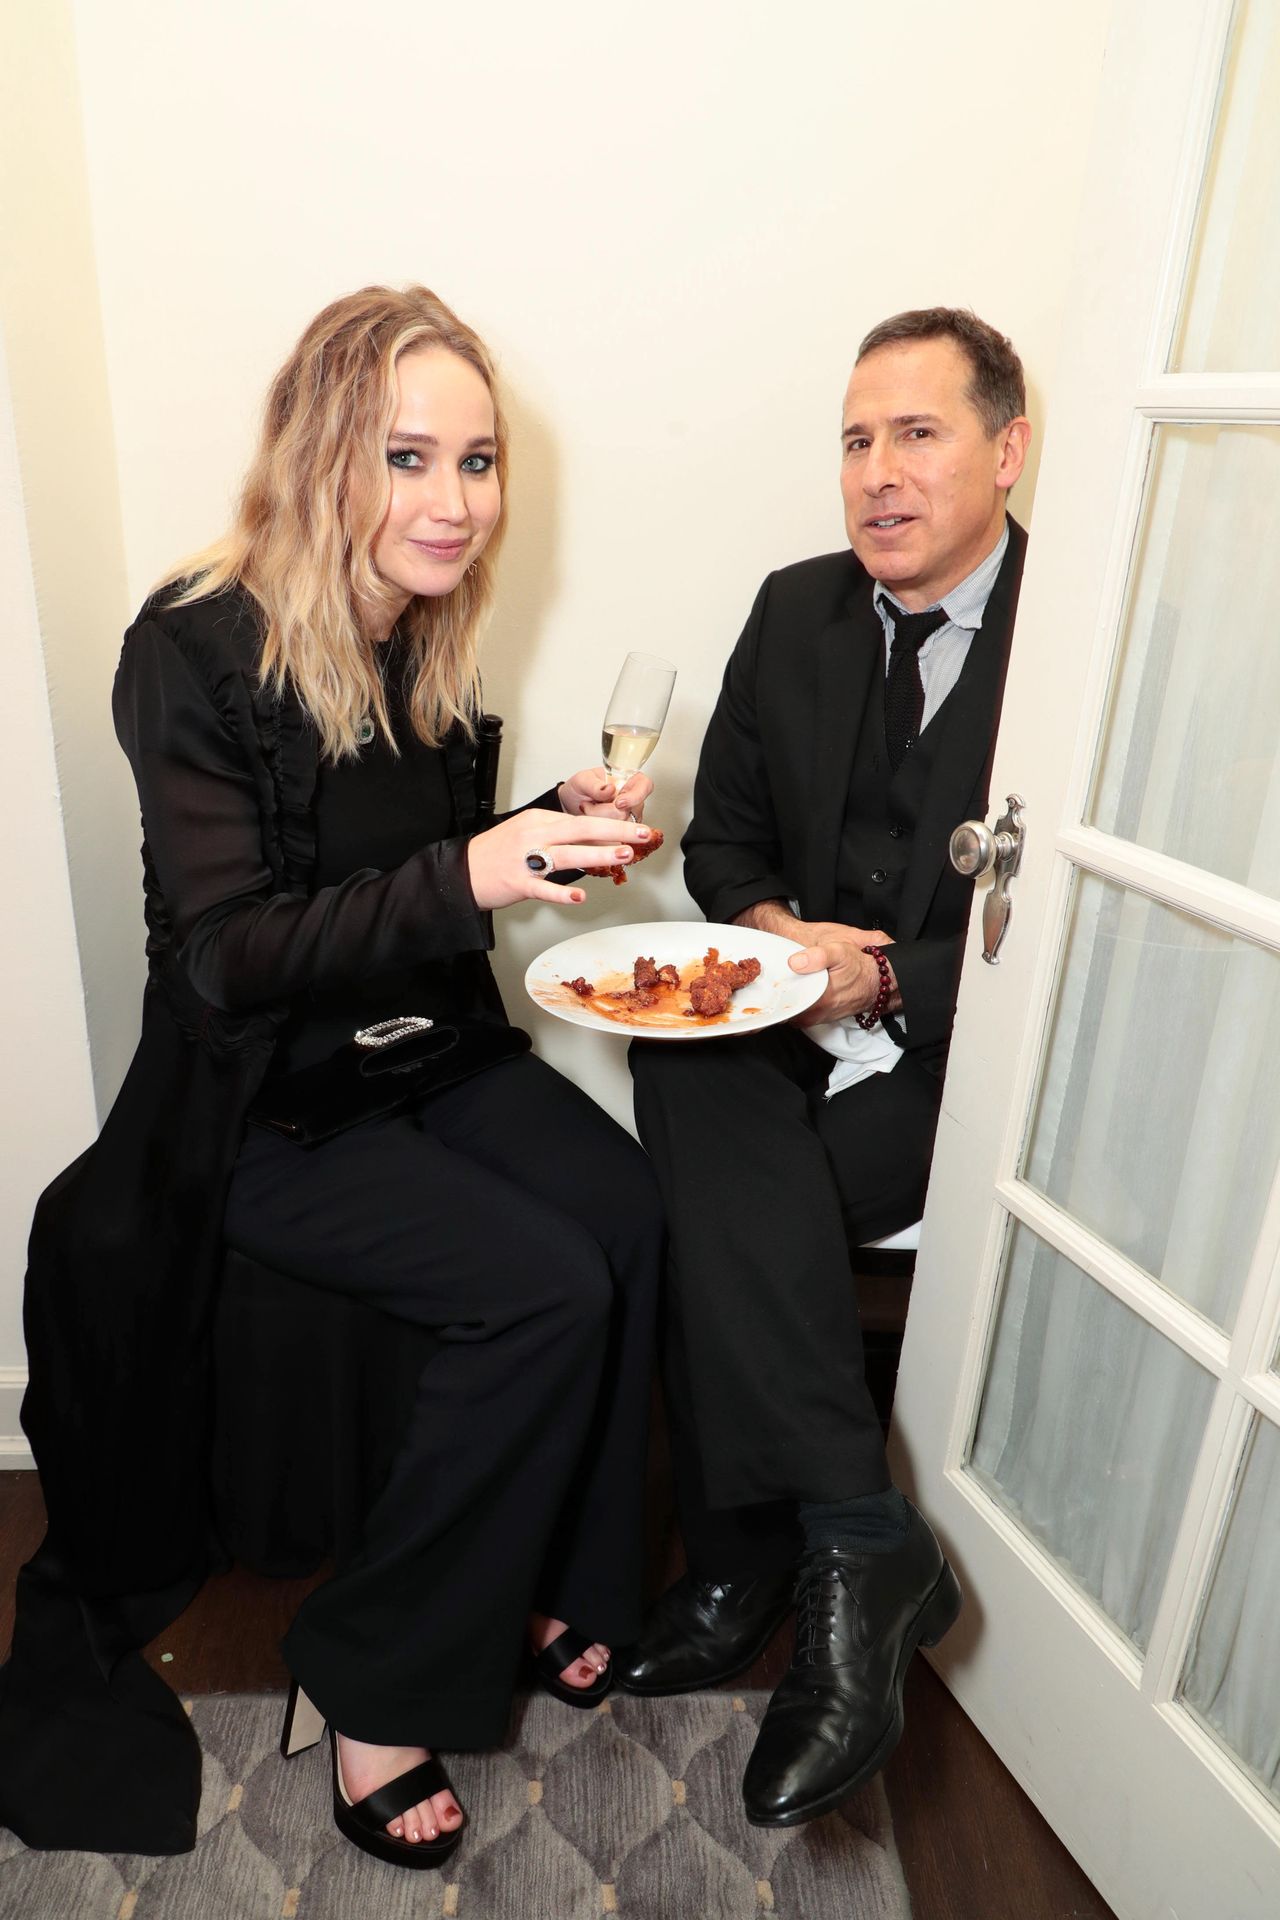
[854, 944, 893, 1030]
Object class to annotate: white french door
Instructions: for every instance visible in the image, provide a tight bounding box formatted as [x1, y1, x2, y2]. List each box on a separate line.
[891, 4, 1280, 1917]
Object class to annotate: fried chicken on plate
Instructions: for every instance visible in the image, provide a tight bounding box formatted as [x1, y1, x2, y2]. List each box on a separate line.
[687, 948, 762, 1017]
[561, 946, 760, 1020]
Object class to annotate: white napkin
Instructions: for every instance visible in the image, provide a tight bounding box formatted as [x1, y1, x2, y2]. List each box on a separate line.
[806, 1016, 902, 1099]
[782, 906, 903, 1097]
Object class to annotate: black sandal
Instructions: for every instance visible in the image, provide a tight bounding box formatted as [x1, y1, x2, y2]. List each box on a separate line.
[280, 1679, 465, 1871]
[533, 1626, 613, 1708]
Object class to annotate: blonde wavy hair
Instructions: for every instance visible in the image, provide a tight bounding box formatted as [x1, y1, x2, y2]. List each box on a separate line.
[160, 284, 508, 759]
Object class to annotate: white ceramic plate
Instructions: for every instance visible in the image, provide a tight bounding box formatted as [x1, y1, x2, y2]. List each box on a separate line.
[524, 920, 827, 1040]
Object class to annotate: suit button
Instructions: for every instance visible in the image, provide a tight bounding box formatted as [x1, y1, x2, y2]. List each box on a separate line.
[888, 823, 905, 839]
[871, 868, 887, 884]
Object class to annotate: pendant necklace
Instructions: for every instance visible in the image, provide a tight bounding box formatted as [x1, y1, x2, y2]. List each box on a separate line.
[356, 633, 397, 747]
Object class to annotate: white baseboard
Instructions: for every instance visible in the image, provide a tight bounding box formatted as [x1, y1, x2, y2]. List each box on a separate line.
[0, 1367, 34, 1469]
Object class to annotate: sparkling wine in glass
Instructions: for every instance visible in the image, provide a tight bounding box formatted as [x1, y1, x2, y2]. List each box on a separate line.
[602, 651, 676, 785]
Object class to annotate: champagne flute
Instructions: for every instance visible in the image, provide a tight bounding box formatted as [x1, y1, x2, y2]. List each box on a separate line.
[602, 652, 677, 799]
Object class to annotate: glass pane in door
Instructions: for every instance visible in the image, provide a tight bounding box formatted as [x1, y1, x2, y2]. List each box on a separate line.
[1171, 0, 1280, 371]
[1023, 872, 1280, 1330]
[1088, 425, 1280, 897]
[969, 1222, 1215, 1652]
[1179, 1414, 1280, 1802]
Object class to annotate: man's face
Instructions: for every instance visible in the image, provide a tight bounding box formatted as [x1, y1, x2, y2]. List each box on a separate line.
[840, 338, 1029, 610]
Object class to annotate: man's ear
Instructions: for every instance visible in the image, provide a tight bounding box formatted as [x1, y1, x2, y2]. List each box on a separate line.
[995, 416, 1032, 492]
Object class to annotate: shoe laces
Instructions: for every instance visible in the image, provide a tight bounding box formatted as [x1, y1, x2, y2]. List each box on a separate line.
[794, 1561, 850, 1665]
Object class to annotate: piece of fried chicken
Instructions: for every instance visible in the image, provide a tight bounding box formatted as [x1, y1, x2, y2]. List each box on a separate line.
[687, 948, 762, 1018]
[634, 956, 681, 992]
[582, 826, 665, 885]
[602, 955, 682, 1013]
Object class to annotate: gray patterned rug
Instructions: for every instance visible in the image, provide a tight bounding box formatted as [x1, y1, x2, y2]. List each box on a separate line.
[0, 1689, 911, 1919]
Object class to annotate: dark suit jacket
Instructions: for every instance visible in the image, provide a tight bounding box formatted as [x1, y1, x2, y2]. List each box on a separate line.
[683, 518, 1026, 1066]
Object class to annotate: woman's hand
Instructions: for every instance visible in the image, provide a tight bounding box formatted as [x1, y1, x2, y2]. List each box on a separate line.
[557, 767, 653, 821]
[467, 808, 654, 911]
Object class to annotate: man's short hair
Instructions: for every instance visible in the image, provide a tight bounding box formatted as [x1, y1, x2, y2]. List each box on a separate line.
[856, 308, 1026, 438]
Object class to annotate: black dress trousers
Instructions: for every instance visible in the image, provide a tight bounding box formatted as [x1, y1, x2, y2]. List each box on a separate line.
[223, 1053, 662, 1750]
[629, 1023, 943, 1574]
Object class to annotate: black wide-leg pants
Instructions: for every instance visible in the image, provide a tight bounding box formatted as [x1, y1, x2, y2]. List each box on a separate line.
[629, 1024, 942, 1576]
[223, 1054, 662, 1751]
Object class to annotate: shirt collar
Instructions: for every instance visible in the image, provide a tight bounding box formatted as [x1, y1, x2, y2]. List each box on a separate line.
[873, 519, 1010, 633]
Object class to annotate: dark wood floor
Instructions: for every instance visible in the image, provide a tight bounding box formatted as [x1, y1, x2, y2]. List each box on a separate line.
[0, 1468, 1113, 1920]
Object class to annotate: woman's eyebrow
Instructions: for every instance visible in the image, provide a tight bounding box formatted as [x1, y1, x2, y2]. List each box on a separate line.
[387, 431, 497, 450]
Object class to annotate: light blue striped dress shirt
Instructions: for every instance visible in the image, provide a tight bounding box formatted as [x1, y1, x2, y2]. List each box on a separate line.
[872, 520, 1009, 731]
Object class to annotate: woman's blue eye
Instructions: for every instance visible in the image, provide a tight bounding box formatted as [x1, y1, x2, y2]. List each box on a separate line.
[387, 449, 493, 473]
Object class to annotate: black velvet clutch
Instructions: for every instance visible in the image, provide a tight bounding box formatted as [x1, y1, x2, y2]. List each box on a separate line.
[247, 1015, 531, 1147]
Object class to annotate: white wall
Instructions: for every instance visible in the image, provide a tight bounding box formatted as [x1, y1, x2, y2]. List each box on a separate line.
[0, 325, 99, 1460]
[1, 0, 141, 1123]
[2, 1, 1114, 1451]
[69, 0, 1112, 1131]
[0, 0, 134, 1460]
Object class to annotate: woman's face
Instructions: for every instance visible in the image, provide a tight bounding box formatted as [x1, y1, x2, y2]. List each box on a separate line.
[370, 346, 501, 621]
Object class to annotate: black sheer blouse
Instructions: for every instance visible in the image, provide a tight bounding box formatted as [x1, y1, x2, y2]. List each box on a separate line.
[272, 637, 478, 1072]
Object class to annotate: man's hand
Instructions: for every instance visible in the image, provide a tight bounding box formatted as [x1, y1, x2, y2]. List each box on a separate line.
[733, 901, 900, 1025]
[790, 923, 900, 1025]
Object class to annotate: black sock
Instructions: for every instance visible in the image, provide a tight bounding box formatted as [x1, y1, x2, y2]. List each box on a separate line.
[797, 1488, 911, 1554]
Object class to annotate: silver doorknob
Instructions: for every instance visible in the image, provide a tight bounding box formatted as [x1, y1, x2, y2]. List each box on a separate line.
[950, 819, 1019, 878]
[949, 794, 1025, 964]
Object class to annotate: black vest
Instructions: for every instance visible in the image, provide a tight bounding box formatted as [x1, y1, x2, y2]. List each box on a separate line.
[835, 660, 945, 934]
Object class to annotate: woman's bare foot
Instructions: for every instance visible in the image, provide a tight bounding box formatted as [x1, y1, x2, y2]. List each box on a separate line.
[529, 1612, 611, 1688]
[334, 1733, 464, 1845]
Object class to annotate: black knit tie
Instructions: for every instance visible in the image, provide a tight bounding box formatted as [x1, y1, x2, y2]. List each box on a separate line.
[883, 603, 948, 771]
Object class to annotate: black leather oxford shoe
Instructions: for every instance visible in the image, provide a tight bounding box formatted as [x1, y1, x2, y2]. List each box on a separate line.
[742, 1503, 961, 1826]
[615, 1567, 797, 1695]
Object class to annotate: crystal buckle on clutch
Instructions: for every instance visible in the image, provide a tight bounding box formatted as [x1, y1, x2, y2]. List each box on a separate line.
[353, 1016, 436, 1049]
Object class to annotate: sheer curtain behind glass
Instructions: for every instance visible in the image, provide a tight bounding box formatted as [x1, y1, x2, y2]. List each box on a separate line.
[1090, 426, 1280, 900]
[1172, 0, 1280, 372]
[1025, 875, 1280, 1329]
[970, 1224, 1215, 1651]
[1181, 1416, 1280, 1801]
